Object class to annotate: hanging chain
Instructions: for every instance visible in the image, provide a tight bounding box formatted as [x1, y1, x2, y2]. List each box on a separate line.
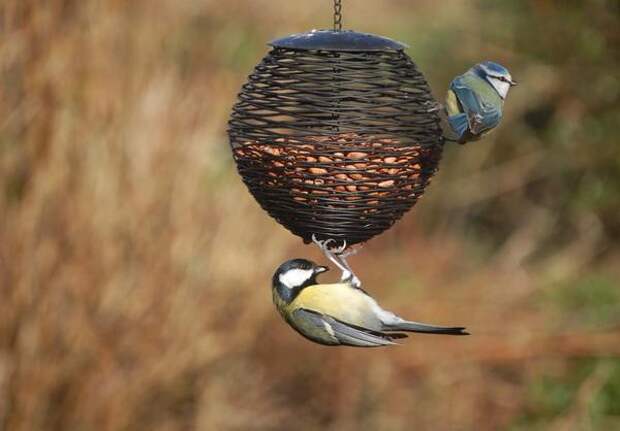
[333, 0, 342, 31]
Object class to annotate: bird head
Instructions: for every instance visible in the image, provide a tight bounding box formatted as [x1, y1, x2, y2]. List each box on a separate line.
[272, 258, 328, 304]
[474, 61, 517, 100]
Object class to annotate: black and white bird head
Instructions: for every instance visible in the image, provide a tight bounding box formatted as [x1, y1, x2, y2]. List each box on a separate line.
[272, 258, 328, 304]
[475, 61, 517, 99]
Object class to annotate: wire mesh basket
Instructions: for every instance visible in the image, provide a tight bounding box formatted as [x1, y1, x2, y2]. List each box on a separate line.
[228, 30, 444, 246]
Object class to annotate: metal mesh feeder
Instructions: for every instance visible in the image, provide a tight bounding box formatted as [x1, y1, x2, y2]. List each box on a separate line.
[228, 30, 444, 246]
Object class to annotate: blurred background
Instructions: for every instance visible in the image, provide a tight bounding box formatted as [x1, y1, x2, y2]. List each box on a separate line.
[1, 0, 619, 430]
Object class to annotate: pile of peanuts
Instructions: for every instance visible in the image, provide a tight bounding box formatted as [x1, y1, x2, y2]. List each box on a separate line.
[233, 133, 428, 210]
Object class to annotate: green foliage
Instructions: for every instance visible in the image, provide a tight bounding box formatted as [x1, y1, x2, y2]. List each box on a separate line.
[511, 359, 620, 430]
[541, 274, 620, 327]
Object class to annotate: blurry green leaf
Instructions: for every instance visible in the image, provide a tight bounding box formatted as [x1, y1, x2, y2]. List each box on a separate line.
[512, 359, 620, 429]
[541, 274, 620, 327]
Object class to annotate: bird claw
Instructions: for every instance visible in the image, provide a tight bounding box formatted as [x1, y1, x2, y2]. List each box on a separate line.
[311, 234, 362, 287]
[326, 239, 347, 255]
[424, 101, 443, 113]
[312, 235, 347, 255]
[311, 234, 326, 249]
[468, 112, 482, 122]
[468, 112, 484, 134]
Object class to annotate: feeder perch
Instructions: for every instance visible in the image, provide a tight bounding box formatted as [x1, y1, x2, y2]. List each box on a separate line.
[228, 29, 444, 246]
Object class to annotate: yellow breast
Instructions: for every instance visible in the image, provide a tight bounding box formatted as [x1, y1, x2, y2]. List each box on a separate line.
[286, 283, 376, 327]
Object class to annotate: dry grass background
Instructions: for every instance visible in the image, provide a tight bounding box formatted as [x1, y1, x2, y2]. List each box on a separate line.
[1, 1, 619, 430]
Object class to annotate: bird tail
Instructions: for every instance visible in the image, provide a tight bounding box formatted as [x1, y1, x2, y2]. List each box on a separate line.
[384, 320, 469, 336]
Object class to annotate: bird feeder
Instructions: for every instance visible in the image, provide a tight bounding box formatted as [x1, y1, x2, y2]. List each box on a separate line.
[228, 19, 444, 246]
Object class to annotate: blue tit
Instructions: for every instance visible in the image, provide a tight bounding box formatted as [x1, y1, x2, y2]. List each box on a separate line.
[272, 259, 468, 347]
[444, 61, 517, 144]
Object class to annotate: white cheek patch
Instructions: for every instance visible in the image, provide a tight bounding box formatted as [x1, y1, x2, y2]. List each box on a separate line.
[489, 78, 510, 99]
[278, 269, 314, 289]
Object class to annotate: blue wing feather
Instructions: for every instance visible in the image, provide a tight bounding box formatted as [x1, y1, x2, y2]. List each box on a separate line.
[447, 113, 470, 140]
[449, 76, 502, 136]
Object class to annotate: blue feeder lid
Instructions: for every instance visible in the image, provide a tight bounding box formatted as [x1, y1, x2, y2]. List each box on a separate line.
[269, 30, 408, 52]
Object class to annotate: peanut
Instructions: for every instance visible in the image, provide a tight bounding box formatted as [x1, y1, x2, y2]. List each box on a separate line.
[348, 152, 366, 160]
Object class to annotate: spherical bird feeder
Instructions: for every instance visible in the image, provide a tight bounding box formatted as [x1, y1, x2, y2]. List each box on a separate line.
[228, 29, 444, 246]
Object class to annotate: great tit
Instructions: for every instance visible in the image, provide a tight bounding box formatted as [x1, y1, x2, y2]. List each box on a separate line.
[272, 258, 469, 347]
[445, 61, 517, 144]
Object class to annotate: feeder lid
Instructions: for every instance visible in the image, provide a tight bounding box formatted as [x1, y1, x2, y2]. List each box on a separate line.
[269, 29, 408, 52]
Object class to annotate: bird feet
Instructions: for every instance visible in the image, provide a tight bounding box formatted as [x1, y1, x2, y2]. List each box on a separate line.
[311, 234, 362, 288]
[423, 100, 444, 113]
[468, 112, 484, 134]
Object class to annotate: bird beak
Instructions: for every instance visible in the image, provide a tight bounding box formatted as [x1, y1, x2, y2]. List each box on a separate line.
[314, 266, 329, 274]
[509, 79, 518, 87]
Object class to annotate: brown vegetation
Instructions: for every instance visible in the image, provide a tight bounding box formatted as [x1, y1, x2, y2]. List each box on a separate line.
[1, 1, 619, 430]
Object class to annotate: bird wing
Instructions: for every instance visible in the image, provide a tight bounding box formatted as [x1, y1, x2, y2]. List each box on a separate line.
[290, 282, 383, 330]
[450, 77, 502, 135]
[471, 103, 502, 135]
[447, 112, 471, 141]
[292, 308, 403, 347]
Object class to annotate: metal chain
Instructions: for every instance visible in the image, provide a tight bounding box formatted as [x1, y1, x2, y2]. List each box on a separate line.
[333, 0, 342, 31]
